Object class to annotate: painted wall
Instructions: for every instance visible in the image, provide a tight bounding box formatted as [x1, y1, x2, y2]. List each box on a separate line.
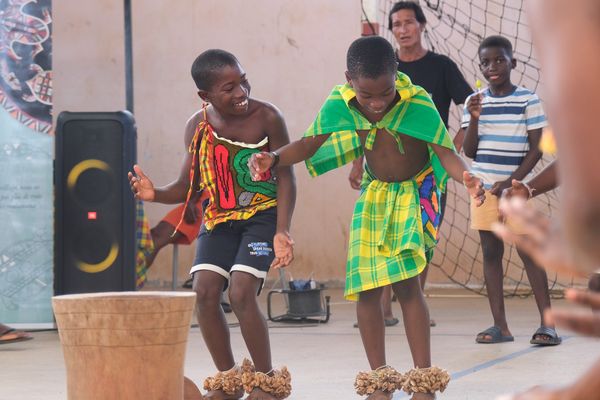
[53, 0, 362, 287]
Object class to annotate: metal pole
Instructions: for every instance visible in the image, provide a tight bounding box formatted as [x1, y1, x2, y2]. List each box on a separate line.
[172, 244, 179, 291]
[124, 0, 134, 112]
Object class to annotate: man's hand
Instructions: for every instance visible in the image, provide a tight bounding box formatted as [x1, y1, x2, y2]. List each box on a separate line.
[128, 164, 155, 201]
[463, 171, 485, 206]
[502, 179, 532, 200]
[271, 231, 294, 269]
[466, 93, 483, 119]
[492, 197, 586, 278]
[248, 152, 275, 181]
[348, 159, 364, 190]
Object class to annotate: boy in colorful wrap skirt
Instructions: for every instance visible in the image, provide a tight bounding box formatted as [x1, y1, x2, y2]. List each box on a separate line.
[249, 36, 484, 400]
[129, 49, 296, 400]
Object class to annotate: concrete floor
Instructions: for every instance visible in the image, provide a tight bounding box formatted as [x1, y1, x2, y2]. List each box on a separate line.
[2, 288, 598, 400]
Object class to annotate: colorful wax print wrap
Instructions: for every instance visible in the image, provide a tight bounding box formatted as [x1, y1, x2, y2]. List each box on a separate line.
[303, 72, 453, 300]
[180, 112, 277, 231]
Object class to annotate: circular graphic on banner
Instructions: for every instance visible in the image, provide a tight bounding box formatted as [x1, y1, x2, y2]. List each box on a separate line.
[0, 0, 52, 134]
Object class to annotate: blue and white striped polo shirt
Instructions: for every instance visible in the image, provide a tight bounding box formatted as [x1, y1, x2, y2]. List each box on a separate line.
[461, 86, 547, 188]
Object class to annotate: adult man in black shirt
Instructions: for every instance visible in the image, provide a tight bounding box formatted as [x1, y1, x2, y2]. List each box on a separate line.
[350, 1, 472, 327]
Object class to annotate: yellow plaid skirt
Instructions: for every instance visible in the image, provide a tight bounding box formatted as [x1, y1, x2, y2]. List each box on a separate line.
[345, 177, 427, 301]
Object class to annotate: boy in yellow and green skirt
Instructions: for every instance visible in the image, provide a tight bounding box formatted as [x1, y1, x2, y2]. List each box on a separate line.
[249, 36, 484, 400]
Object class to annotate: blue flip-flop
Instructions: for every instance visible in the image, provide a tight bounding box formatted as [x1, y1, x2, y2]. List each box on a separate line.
[476, 326, 514, 344]
[530, 326, 562, 346]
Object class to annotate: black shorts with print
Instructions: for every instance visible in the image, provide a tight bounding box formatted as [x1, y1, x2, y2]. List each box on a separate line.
[190, 207, 276, 285]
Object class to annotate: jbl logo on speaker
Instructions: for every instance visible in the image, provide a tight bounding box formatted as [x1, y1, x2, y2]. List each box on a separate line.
[54, 111, 137, 295]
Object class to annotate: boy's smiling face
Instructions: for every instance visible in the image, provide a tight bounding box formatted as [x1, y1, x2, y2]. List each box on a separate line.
[199, 63, 251, 115]
[346, 72, 398, 118]
[478, 46, 516, 88]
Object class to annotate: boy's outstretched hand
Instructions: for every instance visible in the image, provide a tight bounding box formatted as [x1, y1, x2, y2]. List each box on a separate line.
[492, 197, 586, 277]
[463, 171, 485, 206]
[271, 231, 294, 269]
[128, 164, 155, 201]
[248, 152, 274, 181]
[502, 179, 531, 200]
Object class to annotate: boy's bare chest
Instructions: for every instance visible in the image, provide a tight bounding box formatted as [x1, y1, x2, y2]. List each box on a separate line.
[210, 119, 266, 145]
[356, 129, 428, 157]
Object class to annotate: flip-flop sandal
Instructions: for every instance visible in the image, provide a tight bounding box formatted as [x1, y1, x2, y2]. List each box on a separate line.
[0, 327, 33, 345]
[476, 326, 514, 344]
[384, 317, 399, 327]
[530, 326, 562, 346]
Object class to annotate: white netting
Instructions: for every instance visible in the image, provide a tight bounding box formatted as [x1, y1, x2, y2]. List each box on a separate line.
[367, 0, 579, 297]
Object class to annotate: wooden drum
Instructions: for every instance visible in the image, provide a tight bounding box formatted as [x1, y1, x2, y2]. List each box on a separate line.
[52, 291, 196, 400]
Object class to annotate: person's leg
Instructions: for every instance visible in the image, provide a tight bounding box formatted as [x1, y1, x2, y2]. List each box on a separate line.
[392, 275, 434, 400]
[193, 272, 231, 367]
[519, 249, 561, 344]
[392, 276, 431, 368]
[228, 272, 272, 372]
[381, 285, 397, 324]
[357, 286, 393, 400]
[192, 222, 243, 400]
[478, 230, 512, 341]
[146, 221, 184, 268]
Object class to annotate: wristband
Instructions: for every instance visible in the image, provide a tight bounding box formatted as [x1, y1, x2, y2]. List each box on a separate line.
[522, 181, 536, 199]
[270, 151, 280, 168]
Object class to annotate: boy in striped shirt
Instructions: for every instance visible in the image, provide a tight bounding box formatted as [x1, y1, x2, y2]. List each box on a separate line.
[462, 35, 561, 346]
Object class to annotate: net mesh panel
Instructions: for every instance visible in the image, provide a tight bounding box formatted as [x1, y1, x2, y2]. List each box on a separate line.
[372, 0, 579, 297]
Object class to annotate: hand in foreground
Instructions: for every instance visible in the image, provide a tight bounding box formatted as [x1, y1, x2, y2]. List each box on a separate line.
[271, 231, 294, 269]
[490, 179, 512, 197]
[491, 197, 586, 278]
[248, 152, 274, 181]
[128, 164, 155, 201]
[502, 179, 532, 200]
[496, 386, 569, 400]
[348, 160, 364, 190]
[463, 171, 485, 206]
[546, 289, 600, 337]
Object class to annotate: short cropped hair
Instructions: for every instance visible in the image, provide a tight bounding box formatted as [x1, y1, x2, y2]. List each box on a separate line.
[388, 1, 427, 30]
[478, 35, 514, 58]
[347, 36, 398, 80]
[190, 49, 239, 91]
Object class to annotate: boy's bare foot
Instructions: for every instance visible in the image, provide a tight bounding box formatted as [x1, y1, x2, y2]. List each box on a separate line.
[246, 388, 279, 400]
[365, 390, 393, 400]
[204, 389, 244, 400]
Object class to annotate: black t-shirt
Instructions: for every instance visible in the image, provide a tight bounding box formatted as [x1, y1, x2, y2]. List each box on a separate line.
[397, 51, 472, 127]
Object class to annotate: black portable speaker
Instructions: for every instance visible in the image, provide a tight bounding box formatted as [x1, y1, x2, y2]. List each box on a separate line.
[54, 111, 137, 295]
